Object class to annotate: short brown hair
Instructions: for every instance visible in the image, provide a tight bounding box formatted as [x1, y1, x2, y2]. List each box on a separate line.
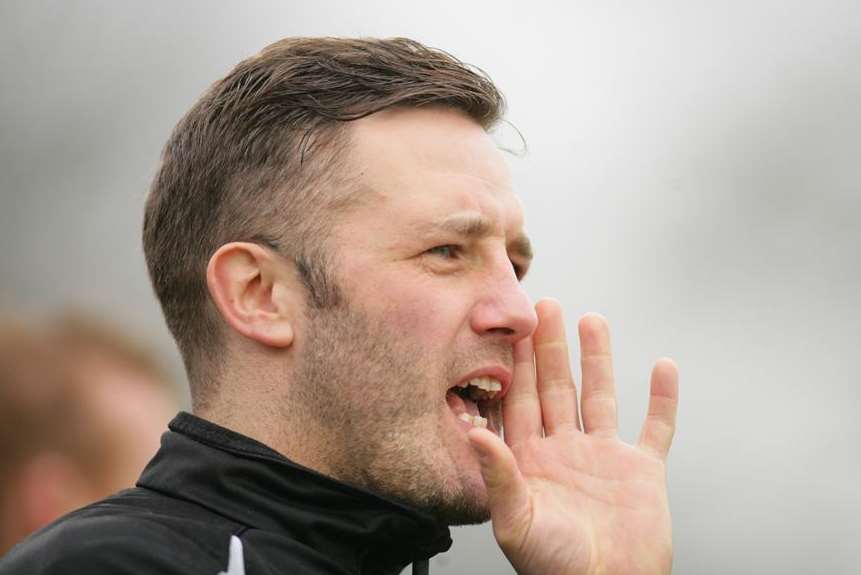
[143, 37, 505, 407]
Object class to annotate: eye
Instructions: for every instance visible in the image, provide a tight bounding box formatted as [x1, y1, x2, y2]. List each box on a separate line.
[426, 245, 461, 259]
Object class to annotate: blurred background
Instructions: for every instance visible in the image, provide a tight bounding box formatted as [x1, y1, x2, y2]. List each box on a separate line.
[1, 1, 859, 573]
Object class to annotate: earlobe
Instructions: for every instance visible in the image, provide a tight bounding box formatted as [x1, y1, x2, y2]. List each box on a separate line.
[206, 242, 295, 348]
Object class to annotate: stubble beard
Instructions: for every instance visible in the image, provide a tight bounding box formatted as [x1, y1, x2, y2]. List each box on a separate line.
[290, 300, 492, 525]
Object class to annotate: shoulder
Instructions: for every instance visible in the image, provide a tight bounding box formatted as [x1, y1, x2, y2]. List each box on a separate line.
[0, 489, 240, 575]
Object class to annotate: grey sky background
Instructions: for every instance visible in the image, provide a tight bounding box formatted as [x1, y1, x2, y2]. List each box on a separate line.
[1, 1, 859, 573]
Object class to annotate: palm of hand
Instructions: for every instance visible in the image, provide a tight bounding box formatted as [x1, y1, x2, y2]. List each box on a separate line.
[512, 433, 672, 575]
[469, 300, 679, 575]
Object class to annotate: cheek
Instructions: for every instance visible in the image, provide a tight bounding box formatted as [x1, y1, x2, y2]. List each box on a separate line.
[373, 282, 471, 348]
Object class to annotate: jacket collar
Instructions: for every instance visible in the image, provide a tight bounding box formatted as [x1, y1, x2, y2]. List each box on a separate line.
[138, 412, 452, 575]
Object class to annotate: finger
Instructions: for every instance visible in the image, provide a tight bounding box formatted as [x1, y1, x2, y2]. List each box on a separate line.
[638, 358, 679, 459]
[578, 313, 618, 438]
[533, 298, 580, 434]
[502, 336, 543, 446]
[468, 428, 531, 548]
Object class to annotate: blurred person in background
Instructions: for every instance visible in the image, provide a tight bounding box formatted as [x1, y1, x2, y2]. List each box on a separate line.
[0, 312, 179, 555]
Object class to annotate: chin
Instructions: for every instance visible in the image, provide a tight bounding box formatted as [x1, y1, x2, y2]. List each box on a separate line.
[369, 465, 491, 525]
[386, 448, 492, 525]
[425, 489, 491, 526]
[423, 457, 492, 526]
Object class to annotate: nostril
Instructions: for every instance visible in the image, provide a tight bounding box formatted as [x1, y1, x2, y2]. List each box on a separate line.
[486, 327, 515, 336]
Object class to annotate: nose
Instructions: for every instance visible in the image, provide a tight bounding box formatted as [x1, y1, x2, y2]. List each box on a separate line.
[469, 262, 538, 343]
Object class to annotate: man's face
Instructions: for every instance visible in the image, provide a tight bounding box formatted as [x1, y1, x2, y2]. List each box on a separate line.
[292, 107, 537, 524]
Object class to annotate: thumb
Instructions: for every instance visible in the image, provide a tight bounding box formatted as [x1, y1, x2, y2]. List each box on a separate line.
[468, 428, 532, 543]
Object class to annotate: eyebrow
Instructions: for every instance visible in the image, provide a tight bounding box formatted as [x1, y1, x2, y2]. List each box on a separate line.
[419, 213, 534, 262]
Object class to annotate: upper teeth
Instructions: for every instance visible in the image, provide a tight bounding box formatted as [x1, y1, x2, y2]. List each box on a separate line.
[458, 377, 502, 392]
[457, 377, 502, 400]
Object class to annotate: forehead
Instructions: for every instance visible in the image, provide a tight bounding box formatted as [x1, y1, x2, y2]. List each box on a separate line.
[343, 107, 524, 236]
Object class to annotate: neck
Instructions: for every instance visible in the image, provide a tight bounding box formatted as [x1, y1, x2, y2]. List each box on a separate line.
[194, 396, 341, 480]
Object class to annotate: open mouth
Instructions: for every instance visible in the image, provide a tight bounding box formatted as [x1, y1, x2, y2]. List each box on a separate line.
[446, 376, 503, 433]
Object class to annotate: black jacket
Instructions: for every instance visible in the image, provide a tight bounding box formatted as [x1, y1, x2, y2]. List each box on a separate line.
[0, 412, 452, 574]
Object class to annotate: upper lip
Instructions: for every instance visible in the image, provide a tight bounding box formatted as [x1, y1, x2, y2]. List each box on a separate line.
[453, 366, 513, 401]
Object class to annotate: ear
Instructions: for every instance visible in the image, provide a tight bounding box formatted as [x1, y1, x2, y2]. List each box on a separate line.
[206, 242, 296, 348]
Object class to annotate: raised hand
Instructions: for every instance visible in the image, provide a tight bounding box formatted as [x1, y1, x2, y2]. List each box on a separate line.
[468, 299, 679, 575]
